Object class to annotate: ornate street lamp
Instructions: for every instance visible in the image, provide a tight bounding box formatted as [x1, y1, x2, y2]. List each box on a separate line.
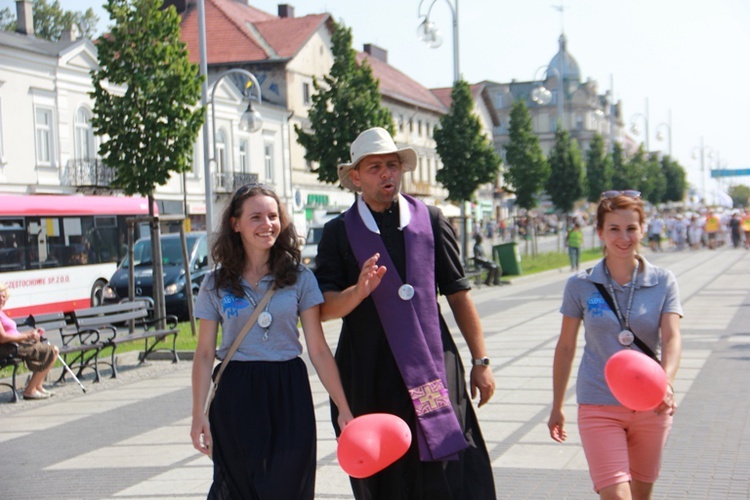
[531, 65, 564, 130]
[417, 0, 470, 261]
[197, 1, 262, 239]
[629, 98, 650, 151]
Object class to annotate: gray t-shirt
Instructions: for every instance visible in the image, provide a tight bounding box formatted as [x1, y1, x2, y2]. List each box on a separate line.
[194, 266, 324, 362]
[560, 257, 683, 405]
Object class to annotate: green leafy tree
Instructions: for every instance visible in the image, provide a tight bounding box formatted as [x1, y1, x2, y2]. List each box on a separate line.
[641, 152, 666, 205]
[504, 99, 549, 210]
[295, 21, 392, 185]
[434, 79, 501, 261]
[584, 133, 613, 202]
[546, 125, 584, 214]
[91, 0, 203, 198]
[434, 79, 501, 202]
[661, 155, 687, 203]
[729, 184, 750, 207]
[91, 0, 204, 323]
[610, 142, 630, 189]
[1, 0, 99, 41]
[617, 145, 646, 191]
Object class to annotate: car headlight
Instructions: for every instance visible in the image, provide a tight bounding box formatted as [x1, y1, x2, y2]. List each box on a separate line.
[103, 286, 118, 300]
[165, 280, 185, 296]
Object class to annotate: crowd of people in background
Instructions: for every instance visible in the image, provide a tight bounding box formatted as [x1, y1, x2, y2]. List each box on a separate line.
[645, 208, 750, 252]
[470, 207, 750, 254]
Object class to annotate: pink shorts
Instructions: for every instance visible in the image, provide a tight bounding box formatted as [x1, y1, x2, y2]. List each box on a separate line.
[578, 404, 672, 492]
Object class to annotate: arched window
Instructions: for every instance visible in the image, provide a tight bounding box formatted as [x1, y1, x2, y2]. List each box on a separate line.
[74, 108, 94, 161]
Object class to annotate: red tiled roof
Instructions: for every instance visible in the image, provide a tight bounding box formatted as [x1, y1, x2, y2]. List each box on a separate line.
[179, 0, 329, 64]
[358, 52, 447, 115]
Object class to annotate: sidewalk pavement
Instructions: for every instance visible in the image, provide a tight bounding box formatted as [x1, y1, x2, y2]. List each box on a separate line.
[1, 246, 749, 499]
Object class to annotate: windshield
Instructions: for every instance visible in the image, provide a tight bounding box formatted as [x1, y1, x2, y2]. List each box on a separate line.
[305, 226, 325, 246]
[122, 236, 199, 267]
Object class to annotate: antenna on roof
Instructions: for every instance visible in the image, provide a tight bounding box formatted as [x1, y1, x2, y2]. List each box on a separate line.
[552, 2, 566, 34]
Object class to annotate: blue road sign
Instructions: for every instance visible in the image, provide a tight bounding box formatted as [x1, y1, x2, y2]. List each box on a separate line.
[711, 168, 750, 178]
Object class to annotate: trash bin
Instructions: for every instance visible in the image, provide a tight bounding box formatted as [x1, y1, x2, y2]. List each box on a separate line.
[493, 242, 522, 276]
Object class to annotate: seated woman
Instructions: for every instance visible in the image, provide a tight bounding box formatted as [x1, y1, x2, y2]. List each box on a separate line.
[0, 283, 59, 400]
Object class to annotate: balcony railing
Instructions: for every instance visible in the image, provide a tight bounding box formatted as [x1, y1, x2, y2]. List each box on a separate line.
[213, 171, 259, 194]
[63, 159, 117, 188]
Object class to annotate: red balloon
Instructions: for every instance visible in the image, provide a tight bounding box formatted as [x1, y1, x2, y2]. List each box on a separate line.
[605, 350, 668, 411]
[337, 413, 412, 478]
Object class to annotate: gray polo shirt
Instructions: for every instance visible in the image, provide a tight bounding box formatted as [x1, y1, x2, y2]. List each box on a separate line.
[560, 257, 683, 405]
[195, 266, 324, 362]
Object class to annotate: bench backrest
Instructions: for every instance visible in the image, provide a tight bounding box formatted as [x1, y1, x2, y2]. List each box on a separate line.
[13, 312, 68, 333]
[72, 301, 151, 330]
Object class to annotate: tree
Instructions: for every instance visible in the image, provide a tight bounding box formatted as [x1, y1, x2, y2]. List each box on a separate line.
[503, 99, 549, 210]
[641, 152, 666, 205]
[662, 155, 687, 203]
[295, 21, 393, 185]
[434, 79, 501, 202]
[729, 184, 750, 208]
[91, 0, 204, 323]
[1, 0, 99, 41]
[546, 125, 584, 215]
[610, 143, 630, 189]
[584, 133, 612, 202]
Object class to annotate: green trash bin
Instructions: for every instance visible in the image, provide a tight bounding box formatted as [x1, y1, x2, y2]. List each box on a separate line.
[493, 242, 522, 276]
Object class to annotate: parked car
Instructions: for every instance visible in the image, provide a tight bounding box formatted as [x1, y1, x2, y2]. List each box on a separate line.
[300, 224, 325, 271]
[103, 232, 209, 320]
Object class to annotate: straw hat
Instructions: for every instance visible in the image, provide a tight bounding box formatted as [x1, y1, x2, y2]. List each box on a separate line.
[337, 127, 418, 192]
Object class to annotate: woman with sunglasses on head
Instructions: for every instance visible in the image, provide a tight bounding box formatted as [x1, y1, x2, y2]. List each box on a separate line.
[548, 190, 683, 499]
[190, 184, 353, 499]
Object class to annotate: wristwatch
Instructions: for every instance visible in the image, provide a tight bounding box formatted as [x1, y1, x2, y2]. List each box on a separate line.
[472, 357, 491, 367]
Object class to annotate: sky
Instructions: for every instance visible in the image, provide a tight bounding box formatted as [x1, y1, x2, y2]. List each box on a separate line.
[4, 0, 749, 198]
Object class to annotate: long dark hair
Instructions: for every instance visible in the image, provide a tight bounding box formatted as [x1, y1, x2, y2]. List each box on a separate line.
[212, 185, 301, 297]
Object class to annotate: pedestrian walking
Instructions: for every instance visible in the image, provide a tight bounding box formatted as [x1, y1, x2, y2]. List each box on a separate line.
[548, 190, 683, 499]
[190, 184, 353, 499]
[315, 127, 496, 499]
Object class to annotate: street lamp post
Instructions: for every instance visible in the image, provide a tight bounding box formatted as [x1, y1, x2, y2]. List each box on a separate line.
[197, 1, 262, 238]
[692, 137, 713, 205]
[655, 109, 672, 156]
[629, 98, 650, 151]
[531, 65, 564, 130]
[417, 0, 469, 261]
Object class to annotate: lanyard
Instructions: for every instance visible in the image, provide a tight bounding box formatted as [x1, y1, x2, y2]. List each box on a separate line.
[244, 286, 273, 340]
[603, 259, 639, 330]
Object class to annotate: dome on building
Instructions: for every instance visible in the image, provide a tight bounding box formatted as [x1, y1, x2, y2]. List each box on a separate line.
[547, 34, 580, 84]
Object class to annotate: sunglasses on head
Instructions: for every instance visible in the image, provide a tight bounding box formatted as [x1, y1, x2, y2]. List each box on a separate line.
[601, 190, 641, 199]
[230, 183, 275, 209]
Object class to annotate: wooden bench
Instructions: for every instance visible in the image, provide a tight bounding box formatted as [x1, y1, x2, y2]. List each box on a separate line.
[71, 300, 180, 379]
[0, 340, 23, 403]
[465, 257, 485, 288]
[4, 312, 105, 402]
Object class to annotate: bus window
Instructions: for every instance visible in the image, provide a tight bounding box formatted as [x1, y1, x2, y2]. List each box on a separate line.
[0, 219, 24, 272]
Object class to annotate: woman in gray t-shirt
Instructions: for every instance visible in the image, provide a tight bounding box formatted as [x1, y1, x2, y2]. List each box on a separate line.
[548, 191, 682, 498]
[190, 185, 353, 499]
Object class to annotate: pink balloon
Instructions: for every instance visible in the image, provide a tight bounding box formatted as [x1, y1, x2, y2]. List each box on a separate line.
[605, 350, 668, 411]
[337, 413, 412, 478]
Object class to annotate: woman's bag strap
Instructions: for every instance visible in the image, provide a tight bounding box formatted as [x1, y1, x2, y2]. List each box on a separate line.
[203, 284, 276, 415]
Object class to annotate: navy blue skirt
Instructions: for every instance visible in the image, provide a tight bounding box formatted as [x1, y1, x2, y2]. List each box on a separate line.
[207, 358, 315, 500]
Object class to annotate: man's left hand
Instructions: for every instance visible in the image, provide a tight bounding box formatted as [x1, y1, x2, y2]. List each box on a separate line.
[470, 366, 495, 407]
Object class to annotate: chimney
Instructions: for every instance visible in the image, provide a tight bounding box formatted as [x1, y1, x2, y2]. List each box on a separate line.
[364, 44, 388, 63]
[16, 0, 34, 36]
[278, 4, 295, 18]
[60, 23, 81, 43]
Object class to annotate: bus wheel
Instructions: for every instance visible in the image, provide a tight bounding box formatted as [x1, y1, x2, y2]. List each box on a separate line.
[91, 279, 107, 307]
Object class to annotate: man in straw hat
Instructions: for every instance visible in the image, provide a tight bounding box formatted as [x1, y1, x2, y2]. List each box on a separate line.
[315, 127, 496, 498]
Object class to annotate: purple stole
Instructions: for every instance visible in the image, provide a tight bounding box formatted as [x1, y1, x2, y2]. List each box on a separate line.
[344, 194, 467, 461]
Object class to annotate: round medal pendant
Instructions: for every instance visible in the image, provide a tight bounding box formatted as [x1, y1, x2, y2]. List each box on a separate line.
[258, 311, 273, 329]
[618, 329, 635, 347]
[398, 284, 415, 301]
